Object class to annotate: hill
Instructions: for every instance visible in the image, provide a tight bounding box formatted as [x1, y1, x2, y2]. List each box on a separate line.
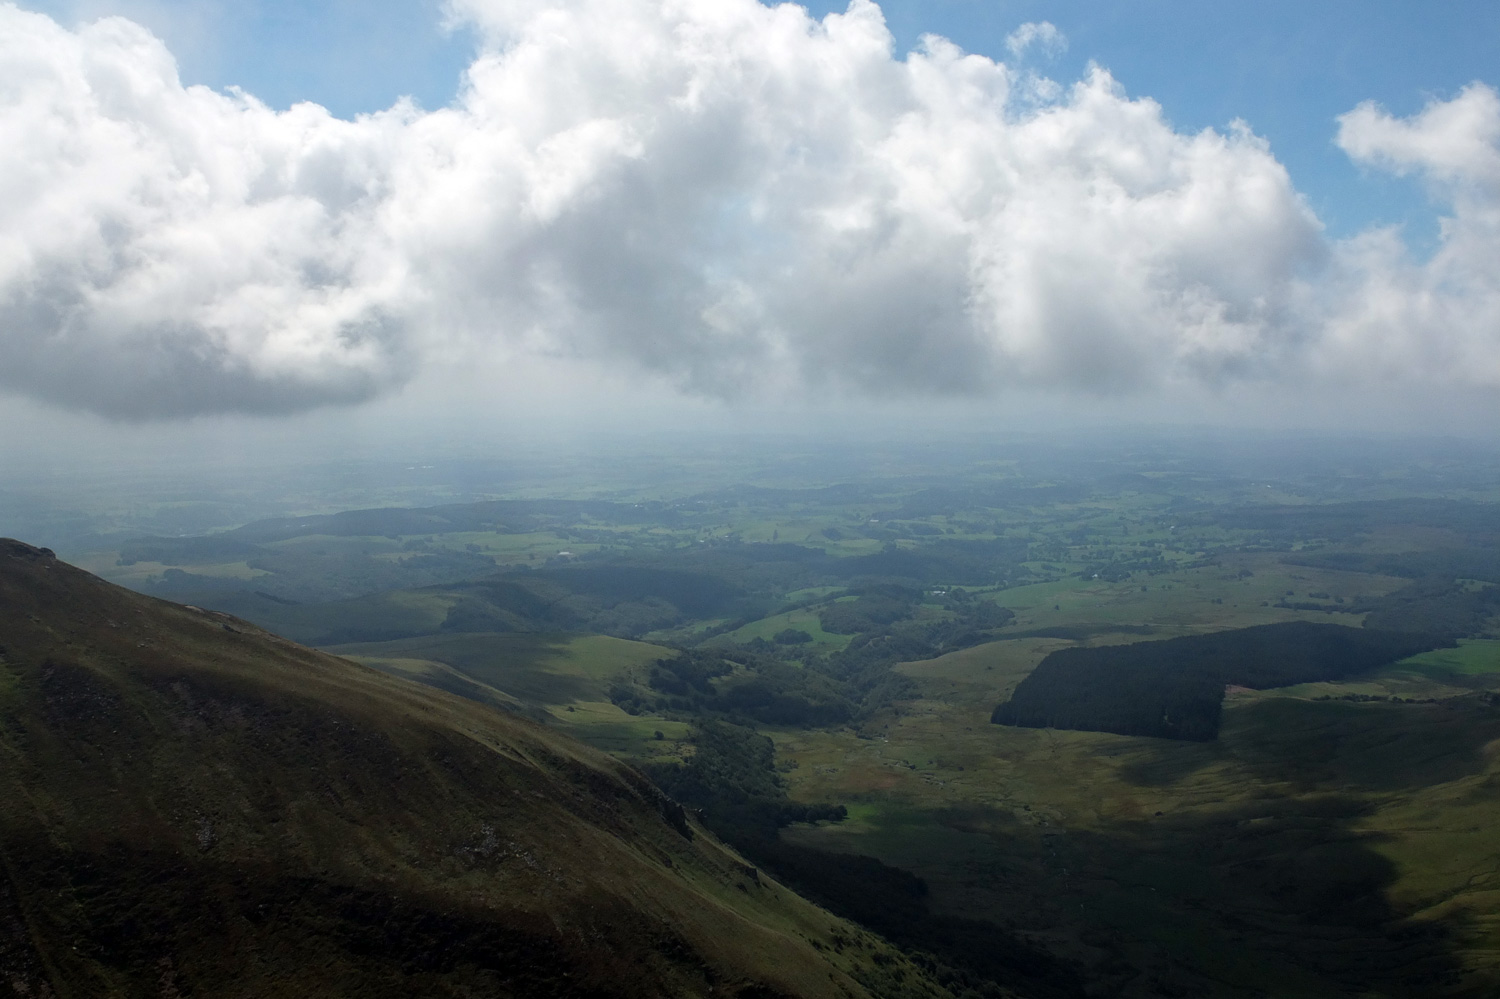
[0, 539, 954, 999]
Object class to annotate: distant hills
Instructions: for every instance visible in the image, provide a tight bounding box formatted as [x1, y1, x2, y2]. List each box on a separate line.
[109, 493, 1029, 642]
[0, 539, 951, 998]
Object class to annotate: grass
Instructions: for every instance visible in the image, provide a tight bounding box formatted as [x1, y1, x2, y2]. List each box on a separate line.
[721, 608, 852, 653]
[990, 553, 1409, 633]
[325, 632, 670, 706]
[338, 654, 528, 711]
[1396, 639, 1500, 677]
[548, 701, 696, 761]
[79, 556, 272, 586]
[772, 623, 1500, 997]
[783, 586, 844, 602]
[325, 632, 703, 764]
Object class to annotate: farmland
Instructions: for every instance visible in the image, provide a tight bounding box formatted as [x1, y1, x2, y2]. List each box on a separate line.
[43, 432, 1500, 997]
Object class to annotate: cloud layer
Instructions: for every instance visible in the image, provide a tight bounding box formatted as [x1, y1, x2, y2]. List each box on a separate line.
[0, 0, 1497, 417]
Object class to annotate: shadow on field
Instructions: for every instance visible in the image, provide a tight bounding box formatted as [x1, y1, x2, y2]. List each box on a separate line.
[919, 789, 1488, 998]
[871, 690, 1500, 998]
[1220, 695, 1500, 793]
[1114, 694, 1500, 794]
[1026, 695, 1500, 995]
[1095, 798, 1465, 995]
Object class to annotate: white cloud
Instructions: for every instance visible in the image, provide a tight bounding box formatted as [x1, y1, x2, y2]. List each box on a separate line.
[1337, 84, 1500, 189]
[1323, 85, 1500, 388]
[0, 0, 1496, 418]
[1005, 21, 1066, 60]
[0, 5, 417, 415]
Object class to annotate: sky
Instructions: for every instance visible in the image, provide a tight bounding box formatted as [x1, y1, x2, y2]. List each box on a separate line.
[21, 1, 1500, 238]
[3, 0, 1500, 453]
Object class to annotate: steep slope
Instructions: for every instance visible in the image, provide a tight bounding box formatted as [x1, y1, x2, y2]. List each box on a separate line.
[0, 540, 953, 999]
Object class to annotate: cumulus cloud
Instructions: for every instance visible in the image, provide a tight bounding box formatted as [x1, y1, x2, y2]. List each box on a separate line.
[1323, 85, 1500, 387]
[0, 0, 1496, 418]
[0, 6, 421, 416]
[1338, 84, 1500, 188]
[1005, 21, 1066, 60]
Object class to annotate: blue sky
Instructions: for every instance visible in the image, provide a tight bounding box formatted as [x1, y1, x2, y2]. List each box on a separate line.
[860, 1, 1500, 239]
[27, 0, 1500, 238]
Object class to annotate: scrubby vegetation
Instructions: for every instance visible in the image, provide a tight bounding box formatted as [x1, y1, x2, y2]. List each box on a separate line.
[646, 721, 1083, 999]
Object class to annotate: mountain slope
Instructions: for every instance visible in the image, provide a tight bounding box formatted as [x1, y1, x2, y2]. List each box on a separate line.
[0, 540, 953, 999]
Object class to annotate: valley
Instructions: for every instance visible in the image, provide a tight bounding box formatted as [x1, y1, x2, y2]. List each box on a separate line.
[14, 433, 1500, 997]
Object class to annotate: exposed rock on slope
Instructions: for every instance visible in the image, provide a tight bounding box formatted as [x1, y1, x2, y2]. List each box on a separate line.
[0, 539, 951, 998]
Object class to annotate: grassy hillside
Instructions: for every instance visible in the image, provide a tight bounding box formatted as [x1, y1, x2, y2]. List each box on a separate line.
[0, 539, 956, 999]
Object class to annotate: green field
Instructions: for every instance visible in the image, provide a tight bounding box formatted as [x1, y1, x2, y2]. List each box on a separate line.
[1396, 638, 1500, 677]
[772, 633, 1500, 997]
[719, 607, 854, 652]
[329, 632, 670, 705]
